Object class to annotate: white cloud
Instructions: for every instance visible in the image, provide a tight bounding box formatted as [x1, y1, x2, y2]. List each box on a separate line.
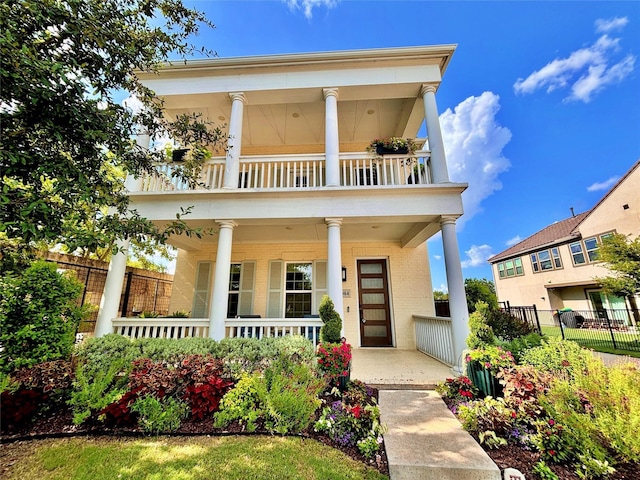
[284, 0, 338, 19]
[505, 235, 522, 247]
[461, 244, 494, 268]
[434, 283, 448, 293]
[587, 176, 620, 192]
[595, 17, 629, 33]
[514, 18, 635, 102]
[440, 91, 512, 225]
[433, 254, 442, 261]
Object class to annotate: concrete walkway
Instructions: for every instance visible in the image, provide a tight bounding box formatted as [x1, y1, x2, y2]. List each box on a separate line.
[351, 349, 501, 480]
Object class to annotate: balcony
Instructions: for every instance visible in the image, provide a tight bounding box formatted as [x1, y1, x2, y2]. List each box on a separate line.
[139, 151, 432, 193]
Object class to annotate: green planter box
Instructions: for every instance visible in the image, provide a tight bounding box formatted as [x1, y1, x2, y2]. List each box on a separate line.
[466, 361, 502, 398]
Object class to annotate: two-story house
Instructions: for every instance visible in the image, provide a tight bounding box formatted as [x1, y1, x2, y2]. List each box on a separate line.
[94, 45, 470, 368]
[489, 160, 639, 324]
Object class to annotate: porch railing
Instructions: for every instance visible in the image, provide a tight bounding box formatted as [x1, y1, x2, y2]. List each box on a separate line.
[111, 317, 324, 346]
[414, 315, 455, 366]
[140, 151, 431, 192]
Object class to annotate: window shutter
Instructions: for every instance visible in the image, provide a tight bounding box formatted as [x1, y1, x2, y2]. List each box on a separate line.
[237, 261, 256, 316]
[267, 260, 283, 318]
[314, 260, 327, 314]
[192, 261, 212, 317]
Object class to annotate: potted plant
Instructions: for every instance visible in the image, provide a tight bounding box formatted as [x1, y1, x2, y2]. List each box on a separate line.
[367, 137, 417, 156]
[316, 339, 352, 390]
[465, 346, 514, 398]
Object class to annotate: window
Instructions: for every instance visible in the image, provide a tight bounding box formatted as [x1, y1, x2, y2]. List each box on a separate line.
[531, 247, 562, 273]
[285, 263, 312, 318]
[226, 263, 241, 318]
[497, 258, 523, 278]
[570, 232, 615, 266]
[570, 242, 586, 265]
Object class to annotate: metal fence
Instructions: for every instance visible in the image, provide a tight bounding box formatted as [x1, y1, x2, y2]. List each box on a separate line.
[51, 258, 173, 333]
[502, 304, 640, 353]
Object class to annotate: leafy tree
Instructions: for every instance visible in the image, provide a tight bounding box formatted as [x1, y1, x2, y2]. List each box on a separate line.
[595, 233, 640, 323]
[433, 290, 448, 300]
[464, 278, 498, 313]
[1, 0, 223, 269]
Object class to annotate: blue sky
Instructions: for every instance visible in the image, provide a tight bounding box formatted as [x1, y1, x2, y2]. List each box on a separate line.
[177, 0, 639, 291]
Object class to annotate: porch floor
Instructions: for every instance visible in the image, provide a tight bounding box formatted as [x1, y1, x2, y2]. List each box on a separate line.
[350, 348, 454, 388]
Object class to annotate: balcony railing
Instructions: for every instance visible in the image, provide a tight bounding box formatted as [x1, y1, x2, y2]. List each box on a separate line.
[139, 151, 432, 192]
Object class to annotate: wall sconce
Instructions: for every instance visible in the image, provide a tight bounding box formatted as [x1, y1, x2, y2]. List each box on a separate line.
[342, 266, 347, 282]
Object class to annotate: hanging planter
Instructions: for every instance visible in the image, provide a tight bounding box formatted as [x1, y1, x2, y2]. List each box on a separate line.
[367, 137, 416, 156]
[376, 145, 409, 155]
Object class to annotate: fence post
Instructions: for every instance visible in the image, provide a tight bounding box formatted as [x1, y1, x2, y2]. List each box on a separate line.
[532, 304, 542, 334]
[121, 272, 134, 317]
[604, 314, 618, 350]
[556, 310, 565, 340]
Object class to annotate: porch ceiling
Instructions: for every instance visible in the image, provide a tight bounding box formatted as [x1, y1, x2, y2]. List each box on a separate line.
[160, 216, 442, 252]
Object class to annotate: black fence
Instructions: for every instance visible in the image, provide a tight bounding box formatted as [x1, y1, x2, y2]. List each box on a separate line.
[502, 304, 640, 353]
[53, 259, 173, 333]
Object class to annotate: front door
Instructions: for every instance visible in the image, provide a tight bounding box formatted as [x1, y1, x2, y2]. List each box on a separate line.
[357, 259, 393, 347]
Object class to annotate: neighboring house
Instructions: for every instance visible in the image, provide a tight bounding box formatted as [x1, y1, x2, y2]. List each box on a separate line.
[489, 160, 640, 321]
[94, 46, 470, 367]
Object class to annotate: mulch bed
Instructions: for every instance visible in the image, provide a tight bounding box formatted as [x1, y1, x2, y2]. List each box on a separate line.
[1, 404, 389, 477]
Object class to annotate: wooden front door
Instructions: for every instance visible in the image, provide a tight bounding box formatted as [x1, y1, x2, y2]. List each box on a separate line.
[357, 259, 392, 347]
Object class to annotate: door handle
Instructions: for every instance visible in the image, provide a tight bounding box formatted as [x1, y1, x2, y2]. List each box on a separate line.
[360, 309, 366, 324]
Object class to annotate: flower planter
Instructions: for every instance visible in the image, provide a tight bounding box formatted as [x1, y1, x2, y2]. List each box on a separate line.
[466, 361, 502, 398]
[376, 145, 409, 155]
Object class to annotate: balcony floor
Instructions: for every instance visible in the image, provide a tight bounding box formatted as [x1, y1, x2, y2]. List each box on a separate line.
[350, 348, 453, 389]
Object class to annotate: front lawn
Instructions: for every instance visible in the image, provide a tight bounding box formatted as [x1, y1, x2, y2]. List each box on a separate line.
[0, 436, 388, 480]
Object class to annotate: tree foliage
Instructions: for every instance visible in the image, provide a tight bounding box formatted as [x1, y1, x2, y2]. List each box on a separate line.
[465, 278, 498, 313]
[595, 233, 640, 297]
[0, 0, 223, 266]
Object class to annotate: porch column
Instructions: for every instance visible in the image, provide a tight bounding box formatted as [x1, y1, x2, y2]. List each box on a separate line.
[95, 240, 129, 337]
[326, 218, 344, 336]
[441, 215, 469, 372]
[209, 220, 237, 339]
[323, 88, 340, 187]
[421, 85, 450, 184]
[95, 128, 150, 337]
[223, 93, 246, 189]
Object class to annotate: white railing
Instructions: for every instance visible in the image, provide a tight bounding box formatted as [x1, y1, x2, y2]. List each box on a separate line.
[112, 318, 210, 339]
[414, 315, 455, 366]
[139, 151, 432, 192]
[227, 318, 323, 346]
[111, 317, 324, 346]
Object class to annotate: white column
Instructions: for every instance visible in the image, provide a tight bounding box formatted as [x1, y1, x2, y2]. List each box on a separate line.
[223, 93, 246, 189]
[441, 216, 469, 372]
[326, 218, 344, 336]
[95, 239, 130, 337]
[208, 220, 237, 340]
[125, 125, 151, 192]
[421, 85, 450, 184]
[323, 88, 340, 187]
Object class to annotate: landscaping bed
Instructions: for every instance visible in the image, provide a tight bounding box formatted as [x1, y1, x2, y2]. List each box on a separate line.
[1, 335, 388, 477]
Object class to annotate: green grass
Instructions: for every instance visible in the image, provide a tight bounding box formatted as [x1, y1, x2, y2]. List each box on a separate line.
[541, 326, 640, 358]
[2, 436, 388, 480]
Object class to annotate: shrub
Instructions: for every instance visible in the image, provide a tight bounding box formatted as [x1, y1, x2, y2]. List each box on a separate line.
[465, 346, 515, 375]
[466, 302, 495, 349]
[436, 376, 479, 408]
[69, 358, 130, 425]
[520, 338, 592, 379]
[319, 295, 342, 343]
[215, 359, 323, 435]
[130, 395, 189, 434]
[457, 397, 516, 442]
[498, 332, 545, 363]
[214, 373, 266, 432]
[74, 334, 141, 377]
[0, 260, 90, 373]
[487, 309, 536, 342]
[179, 355, 232, 419]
